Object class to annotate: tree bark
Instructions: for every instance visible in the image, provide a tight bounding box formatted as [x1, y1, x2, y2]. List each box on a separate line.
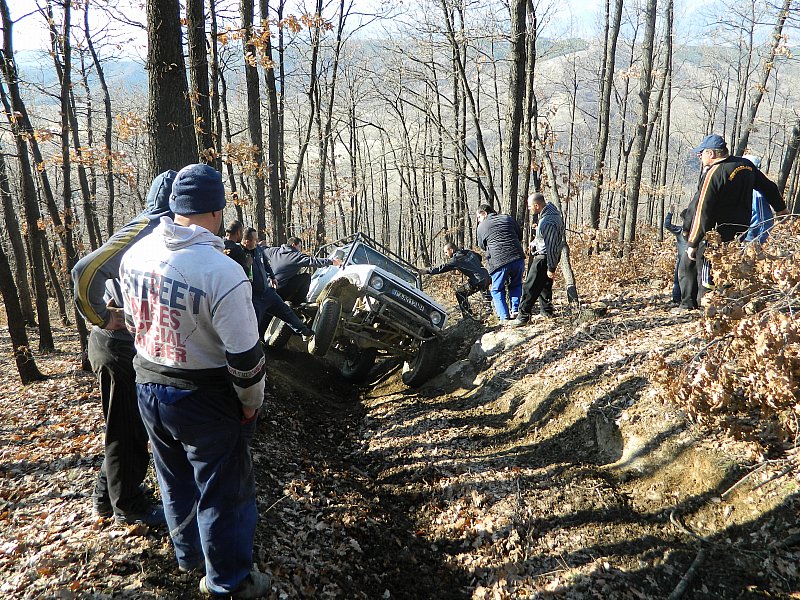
[147, 0, 198, 178]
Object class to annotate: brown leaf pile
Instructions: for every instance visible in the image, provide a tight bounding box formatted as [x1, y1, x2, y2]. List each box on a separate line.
[653, 219, 800, 447]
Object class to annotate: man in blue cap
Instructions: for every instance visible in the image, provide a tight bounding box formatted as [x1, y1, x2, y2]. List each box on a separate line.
[683, 134, 787, 304]
[120, 164, 269, 598]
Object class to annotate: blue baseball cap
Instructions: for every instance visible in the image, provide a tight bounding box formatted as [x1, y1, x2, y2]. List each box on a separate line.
[693, 134, 727, 154]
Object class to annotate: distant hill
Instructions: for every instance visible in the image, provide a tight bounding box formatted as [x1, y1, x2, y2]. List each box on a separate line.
[14, 49, 147, 101]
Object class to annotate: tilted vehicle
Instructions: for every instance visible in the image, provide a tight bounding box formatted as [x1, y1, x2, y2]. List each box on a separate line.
[264, 233, 448, 387]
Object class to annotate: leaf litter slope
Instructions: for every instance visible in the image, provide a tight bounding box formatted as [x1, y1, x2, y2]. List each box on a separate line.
[0, 259, 798, 598]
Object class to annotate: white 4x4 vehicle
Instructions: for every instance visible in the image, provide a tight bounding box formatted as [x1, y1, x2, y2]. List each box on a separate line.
[265, 233, 448, 387]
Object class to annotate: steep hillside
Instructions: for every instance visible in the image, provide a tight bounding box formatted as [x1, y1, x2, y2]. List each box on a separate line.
[0, 233, 798, 599]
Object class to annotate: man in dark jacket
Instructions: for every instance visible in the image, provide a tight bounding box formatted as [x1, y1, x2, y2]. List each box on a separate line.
[664, 207, 687, 304]
[475, 204, 525, 321]
[511, 193, 565, 326]
[72, 172, 175, 526]
[242, 228, 313, 340]
[223, 220, 249, 273]
[686, 134, 787, 303]
[263, 237, 341, 304]
[419, 242, 490, 319]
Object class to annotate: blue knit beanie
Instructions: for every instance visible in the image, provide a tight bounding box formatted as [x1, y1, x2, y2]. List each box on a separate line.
[169, 164, 226, 215]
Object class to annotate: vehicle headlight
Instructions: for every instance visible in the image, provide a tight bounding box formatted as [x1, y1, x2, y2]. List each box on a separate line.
[370, 275, 385, 291]
[430, 311, 443, 326]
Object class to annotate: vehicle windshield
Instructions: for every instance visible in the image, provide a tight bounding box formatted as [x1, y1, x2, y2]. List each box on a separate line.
[336, 242, 419, 288]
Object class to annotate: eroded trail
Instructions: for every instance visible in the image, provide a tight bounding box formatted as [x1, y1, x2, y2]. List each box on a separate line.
[1, 306, 798, 599]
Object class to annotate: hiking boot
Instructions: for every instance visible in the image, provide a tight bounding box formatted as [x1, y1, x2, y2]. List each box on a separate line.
[299, 326, 314, 340]
[114, 504, 166, 526]
[509, 316, 530, 328]
[200, 570, 271, 599]
[179, 560, 205, 574]
[92, 494, 113, 518]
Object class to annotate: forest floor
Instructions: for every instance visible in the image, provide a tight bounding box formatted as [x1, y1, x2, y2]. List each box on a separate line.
[1, 248, 799, 599]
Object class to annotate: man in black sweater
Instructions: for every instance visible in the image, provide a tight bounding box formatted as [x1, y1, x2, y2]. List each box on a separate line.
[419, 242, 491, 319]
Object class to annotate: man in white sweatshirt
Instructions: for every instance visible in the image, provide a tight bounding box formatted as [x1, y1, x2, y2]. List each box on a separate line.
[120, 164, 269, 599]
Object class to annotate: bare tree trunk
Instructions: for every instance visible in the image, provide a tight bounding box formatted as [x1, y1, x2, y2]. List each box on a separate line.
[186, 0, 213, 158]
[51, 0, 91, 363]
[285, 0, 322, 226]
[0, 150, 37, 325]
[588, 0, 623, 229]
[84, 0, 115, 238]
[240, 0, 266, 234]
[439, 0, 497, 205]
[502, 0, 527, 219]
[777, 117, 800, 196]
[622, 0, 658, 252]
[208, 0, 223, 172]
[260, 0, 287, 243]
[0, 241, 45, 383]
[657, 0, 674, 242]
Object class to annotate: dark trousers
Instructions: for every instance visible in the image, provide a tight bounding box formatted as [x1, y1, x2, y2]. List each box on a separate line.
[276, 272, 311, 305]
[255, 287, 308, 338]
[455, 279, 490, 315]
[518, 254, 554, 318]
[88, 330, 150, 514]
[671, 254, 681, 304]
[696, 241, 712, 304]
[678, 251, 698, 309]
[137, 382, 257, 593]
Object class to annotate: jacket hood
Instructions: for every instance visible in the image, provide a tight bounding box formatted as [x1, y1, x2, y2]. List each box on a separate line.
[155, 216, 225, 252]
[145, 170, 178, 216]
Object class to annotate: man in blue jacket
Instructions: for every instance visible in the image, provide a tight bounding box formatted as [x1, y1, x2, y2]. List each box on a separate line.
[475, 204, 525, 321]
[72, 172, 175, 525]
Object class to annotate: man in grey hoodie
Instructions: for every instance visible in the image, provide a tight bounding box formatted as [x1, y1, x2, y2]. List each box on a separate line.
[72, 172, 175, 525]
[120, 164, 269, 599]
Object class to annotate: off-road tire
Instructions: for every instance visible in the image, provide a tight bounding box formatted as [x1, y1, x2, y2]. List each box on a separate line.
[264, 316, 293, 349]
[340, 347, 377, 384]
[401, 337, 440, 387]
[308, 298, 341, 357]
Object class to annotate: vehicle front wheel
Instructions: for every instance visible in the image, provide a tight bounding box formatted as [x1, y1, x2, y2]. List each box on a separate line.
[308, 298, 341, 357]
[401, 337, 440, 387]
[264, 316, 293, 349]
[340, 347, 377, 384]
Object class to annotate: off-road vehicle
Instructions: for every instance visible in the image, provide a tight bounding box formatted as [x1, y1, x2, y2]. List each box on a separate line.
[264, 233, 447, 387]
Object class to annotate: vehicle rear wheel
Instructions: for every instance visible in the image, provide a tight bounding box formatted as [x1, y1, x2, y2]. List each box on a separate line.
[340, 347, 377, 383]
[308, 298, 341, 357]
[401, 337, 440, 387]
[264, 316, 293, 349]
